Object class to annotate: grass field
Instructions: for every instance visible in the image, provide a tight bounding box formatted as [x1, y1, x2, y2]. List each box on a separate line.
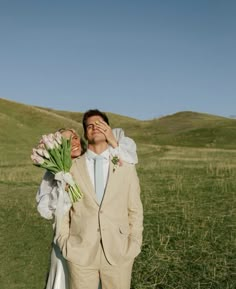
[134, 145, 236, 289]
[1, 143, 235, 289]
[1, 99, 236, 288]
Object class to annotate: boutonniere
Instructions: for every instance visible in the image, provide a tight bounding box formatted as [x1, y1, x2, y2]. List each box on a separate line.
[111, 155, 123, 172]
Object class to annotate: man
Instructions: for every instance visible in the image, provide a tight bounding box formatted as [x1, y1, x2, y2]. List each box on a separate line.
[57, 109, 143, 289]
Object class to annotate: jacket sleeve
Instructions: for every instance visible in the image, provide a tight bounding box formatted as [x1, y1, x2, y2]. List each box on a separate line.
[128, 165, 143, 248]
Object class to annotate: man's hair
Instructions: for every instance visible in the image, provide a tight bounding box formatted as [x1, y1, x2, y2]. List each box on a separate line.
[82, 109, 109, 132]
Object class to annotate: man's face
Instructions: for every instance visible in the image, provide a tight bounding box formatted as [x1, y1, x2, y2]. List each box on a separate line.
[85, 115, 106, 144]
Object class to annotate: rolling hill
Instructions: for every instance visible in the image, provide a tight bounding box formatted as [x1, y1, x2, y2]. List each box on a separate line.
[1, 97, 236, 152]
[1, 97, 235, 289]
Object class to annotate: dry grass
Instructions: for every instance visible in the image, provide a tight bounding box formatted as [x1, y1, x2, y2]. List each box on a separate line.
[0, 98, 235, 288]
[132, 146, 236, 289]
[1, 145, 235, 288]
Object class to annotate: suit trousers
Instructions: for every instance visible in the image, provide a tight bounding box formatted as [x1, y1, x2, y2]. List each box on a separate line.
[67, 241, 134, 289]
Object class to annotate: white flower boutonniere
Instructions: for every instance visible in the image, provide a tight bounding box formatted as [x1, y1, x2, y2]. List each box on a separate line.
[111, 155, 123, 172]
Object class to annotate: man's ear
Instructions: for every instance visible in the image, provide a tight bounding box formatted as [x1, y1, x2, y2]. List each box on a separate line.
[84, 132, 88, 140]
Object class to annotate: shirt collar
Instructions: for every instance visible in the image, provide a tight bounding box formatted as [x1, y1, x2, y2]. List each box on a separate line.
[86, 149, 110, 161]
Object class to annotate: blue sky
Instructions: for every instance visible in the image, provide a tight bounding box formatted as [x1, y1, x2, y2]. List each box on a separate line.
[0, 0, 236, 120]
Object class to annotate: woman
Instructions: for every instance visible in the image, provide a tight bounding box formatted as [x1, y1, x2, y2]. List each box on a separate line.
[36, 126, 138, 289]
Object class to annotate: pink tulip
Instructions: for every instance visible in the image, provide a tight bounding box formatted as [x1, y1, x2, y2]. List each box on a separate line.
[42, 134, 57, 149]
[42, 134, 49, 143]
[54, 132, 62, 145]
[35, 148, 44, 156]
[31, 131, 83, 203]
[34, 148, 50, 159]
[48, 134, 55, 143]
[53, 140, 59, 148]
[37, 142, 46, 149]
[43, 138, 55, 150]
[43, 149, 50, 159]
[31, 154, 44, 164]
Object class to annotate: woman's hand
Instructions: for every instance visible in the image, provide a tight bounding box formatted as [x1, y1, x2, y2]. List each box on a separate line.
[95, 120, 118, 148]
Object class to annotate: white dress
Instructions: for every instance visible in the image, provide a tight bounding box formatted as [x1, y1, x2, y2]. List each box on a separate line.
[36, 128, 138, 289]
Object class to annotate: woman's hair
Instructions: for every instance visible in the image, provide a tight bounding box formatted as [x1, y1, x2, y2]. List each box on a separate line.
[58, 128, 76, 134]
[57, 128, 87, 155]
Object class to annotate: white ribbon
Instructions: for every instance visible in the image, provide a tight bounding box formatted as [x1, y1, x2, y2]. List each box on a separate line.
[54, 171, 75, 187]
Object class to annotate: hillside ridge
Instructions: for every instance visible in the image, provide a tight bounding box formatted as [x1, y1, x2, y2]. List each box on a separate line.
[1, 98, 236, 149]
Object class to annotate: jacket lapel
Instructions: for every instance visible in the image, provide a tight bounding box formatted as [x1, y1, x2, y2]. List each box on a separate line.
[103, 159, 116, 202]
[72, 155, 118, 206]
[72, 155, 99, 206]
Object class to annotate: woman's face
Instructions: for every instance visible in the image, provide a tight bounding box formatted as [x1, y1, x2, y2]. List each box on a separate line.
[61, 130, 82, 159]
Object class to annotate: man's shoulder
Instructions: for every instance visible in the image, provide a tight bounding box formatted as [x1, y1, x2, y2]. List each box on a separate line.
[72, 154, 85, 163]
[121, 160, 135, 167]
[71, 154, 86, 168]
[118, 160, 137, 172]
[118, 161, 139, 183]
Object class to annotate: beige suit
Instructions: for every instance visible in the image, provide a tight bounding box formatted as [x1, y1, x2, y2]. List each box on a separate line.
[57, 154, 143, 288]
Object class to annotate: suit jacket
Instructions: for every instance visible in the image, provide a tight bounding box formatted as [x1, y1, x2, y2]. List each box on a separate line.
[57, 154, 143, 266]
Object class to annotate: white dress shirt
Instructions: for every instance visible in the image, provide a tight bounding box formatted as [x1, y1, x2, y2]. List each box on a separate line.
[85, 149, 110, 191]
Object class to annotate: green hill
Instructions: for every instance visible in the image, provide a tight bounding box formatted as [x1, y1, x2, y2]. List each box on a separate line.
[1, 97, 236, 155]
[32, 103, 236, 149]
[1, 98, 235, 289]
[140, 111, 236, 148]
[35, 105, 141, 137]
[0, 98, 83, 163]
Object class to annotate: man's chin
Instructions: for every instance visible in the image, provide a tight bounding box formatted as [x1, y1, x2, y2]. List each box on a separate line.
[92, 134, 106, 142]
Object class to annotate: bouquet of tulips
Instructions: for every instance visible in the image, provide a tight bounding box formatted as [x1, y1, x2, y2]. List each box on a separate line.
[31, 132, 82, 203]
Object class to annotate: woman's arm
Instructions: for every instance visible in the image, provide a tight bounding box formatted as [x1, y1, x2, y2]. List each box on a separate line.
[109, 128, 138, 164]
[36, 171, 58, 220]
[92, 120, 138, 164]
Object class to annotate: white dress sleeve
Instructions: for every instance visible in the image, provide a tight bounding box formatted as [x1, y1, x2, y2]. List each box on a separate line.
[36, 171, 71, 221]
[36, 171, 58, 220]
[109, 128, 138, 164]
